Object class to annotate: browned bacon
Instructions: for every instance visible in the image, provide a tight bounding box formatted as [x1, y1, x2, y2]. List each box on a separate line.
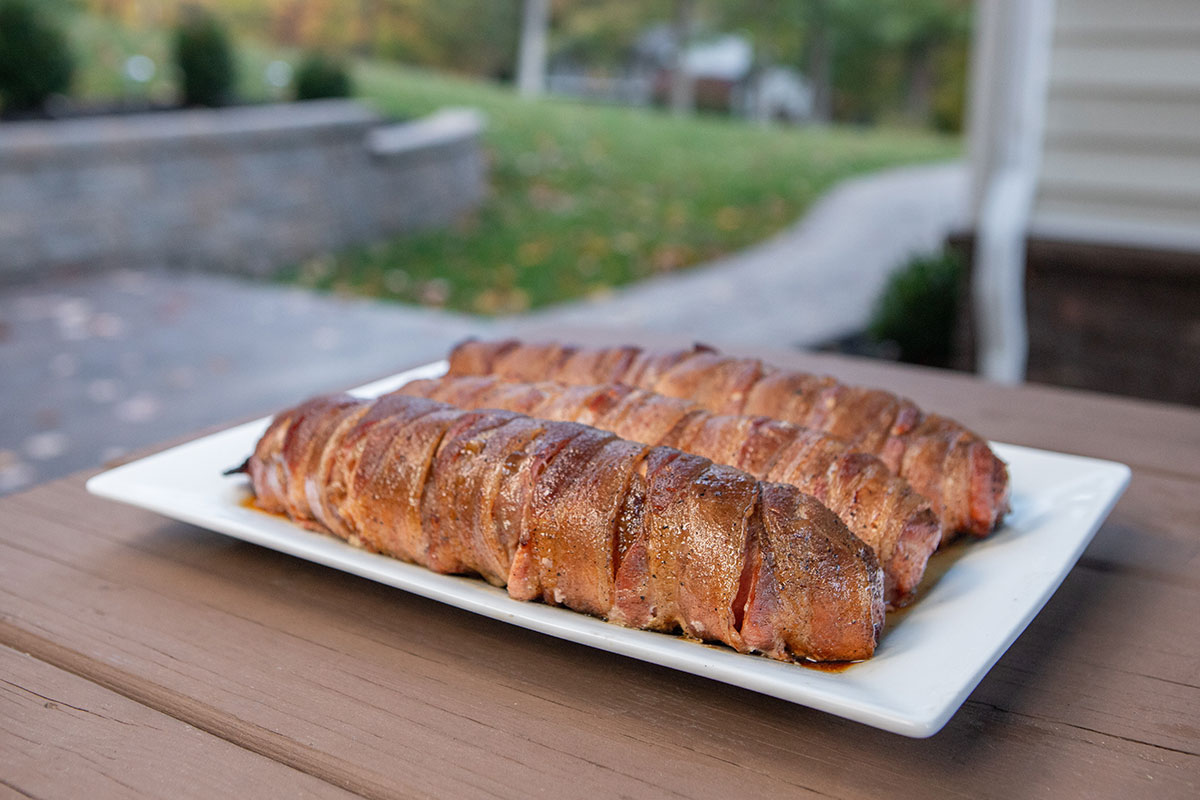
[446, 340, 1010, 538]
[398, 375, 940, 606]
[247, 393, 885, 662]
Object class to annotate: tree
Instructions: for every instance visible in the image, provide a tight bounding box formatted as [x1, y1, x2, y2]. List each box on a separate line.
[717, 0, 969, 127]
[890, 0, 970, 124]
[714, 0, 828, 120]
[829, 0, 969, 125]
[517, 0, 549, 96]
[804, 0, 833, 122]
[0, 0, 74, 113]
[668, 0, 697, 114]
[173, 6, 236, 107]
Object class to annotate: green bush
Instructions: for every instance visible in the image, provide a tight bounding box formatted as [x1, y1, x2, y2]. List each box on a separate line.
[173, 7, 235, 107]
[868, 249, 964, 367]
[295, 52, 352, 101]
[0, 0, 74, 113]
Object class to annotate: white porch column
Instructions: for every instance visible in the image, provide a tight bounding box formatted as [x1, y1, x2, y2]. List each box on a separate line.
[967, 0, 1057, 384]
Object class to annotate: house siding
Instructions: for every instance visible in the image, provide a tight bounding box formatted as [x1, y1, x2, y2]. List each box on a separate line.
[1033, 0, 1200, 251]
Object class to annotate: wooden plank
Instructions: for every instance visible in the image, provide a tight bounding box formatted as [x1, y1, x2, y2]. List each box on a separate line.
[970, 560, 1200, 755]
[0, 644, 355, 799]
[3, 343, 1199, 796]
[0, 469, 1197, 798]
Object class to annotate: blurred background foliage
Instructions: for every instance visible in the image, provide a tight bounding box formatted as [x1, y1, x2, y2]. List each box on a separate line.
[868, 248, 964, 367]
[21, 1, 965, 314]
[80, 0, 970, 129]
[294, 51, 352, 100]
[0, 0, 75, 111]
[173, 4, 235, 105]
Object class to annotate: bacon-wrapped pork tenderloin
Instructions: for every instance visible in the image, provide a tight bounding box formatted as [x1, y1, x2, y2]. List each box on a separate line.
[399, 375, 939, 606]
[246, 393, 885, 662]
[446, 340, 1010, 539]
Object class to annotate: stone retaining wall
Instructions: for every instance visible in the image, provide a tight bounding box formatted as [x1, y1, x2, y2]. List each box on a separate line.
[0, 100, 485, 281]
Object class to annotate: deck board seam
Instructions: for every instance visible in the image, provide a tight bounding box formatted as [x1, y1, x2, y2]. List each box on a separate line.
[965, 699, 1200, 758]
[0, 777, 42, 800]
[1074, 556, 1200, 592]
[0, 619, 394, 800]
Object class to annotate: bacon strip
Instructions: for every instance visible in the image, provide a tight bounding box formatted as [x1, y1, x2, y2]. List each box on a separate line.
[247, 393, 885, 662]
[398, 376, 940, 607]
[446, 340, 1011, 538]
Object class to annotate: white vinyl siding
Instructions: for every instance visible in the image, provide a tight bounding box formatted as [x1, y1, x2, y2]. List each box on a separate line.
[1031, 0, 1200, 251]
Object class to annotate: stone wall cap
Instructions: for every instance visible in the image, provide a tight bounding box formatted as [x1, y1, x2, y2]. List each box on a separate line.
[367, 107, 486, 159]
[0, 99, 380, 157]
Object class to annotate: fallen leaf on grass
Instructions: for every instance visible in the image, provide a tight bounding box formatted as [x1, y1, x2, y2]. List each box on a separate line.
[715, 206, 743, 231]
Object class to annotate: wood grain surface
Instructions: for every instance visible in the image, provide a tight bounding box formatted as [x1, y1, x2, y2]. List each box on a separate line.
[0, 644, 354, 798]
[1, 336, 1197, 799]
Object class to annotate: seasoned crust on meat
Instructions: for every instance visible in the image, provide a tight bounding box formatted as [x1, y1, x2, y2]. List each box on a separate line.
[401, 375, 940, 607]
[248, 393, 884, 662]
[447, 339, 1010, 539]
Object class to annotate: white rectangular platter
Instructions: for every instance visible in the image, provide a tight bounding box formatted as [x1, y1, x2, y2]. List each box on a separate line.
[87, 360, 1130, 737]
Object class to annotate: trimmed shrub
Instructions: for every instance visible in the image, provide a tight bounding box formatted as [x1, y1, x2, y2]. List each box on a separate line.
[0, 0, 74, 113]
[174, 7, 235, 107]
[295, 52, 352, 101]
[868, 249, 964, 367]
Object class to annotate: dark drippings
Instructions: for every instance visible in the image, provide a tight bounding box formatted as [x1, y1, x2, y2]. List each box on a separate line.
[798, 660, 855, 673]
[238, 492, 284, 520]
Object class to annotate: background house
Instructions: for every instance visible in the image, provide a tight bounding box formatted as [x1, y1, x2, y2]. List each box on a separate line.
[548, 26, 811, 123]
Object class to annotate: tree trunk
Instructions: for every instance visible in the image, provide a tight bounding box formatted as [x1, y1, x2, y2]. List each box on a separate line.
[669, 0, 696, 115]
[273, 0, 305, 47]
[806, 0, 833, 123]
[906, 46, 935, 123]
[356, 0, 378, 57]
[517, 0, 550, 97]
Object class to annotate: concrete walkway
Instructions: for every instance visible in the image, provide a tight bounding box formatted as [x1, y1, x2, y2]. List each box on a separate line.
[523, 162, 968, 347]
[0, 161, 967, 494]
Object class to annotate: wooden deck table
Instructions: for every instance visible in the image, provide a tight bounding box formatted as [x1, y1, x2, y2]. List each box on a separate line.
[3, 333, 1198, 798]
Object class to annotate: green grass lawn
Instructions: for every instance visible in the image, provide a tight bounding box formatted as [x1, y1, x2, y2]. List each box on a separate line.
[68, 13, 959, 314]
[297, 62, 959, 313]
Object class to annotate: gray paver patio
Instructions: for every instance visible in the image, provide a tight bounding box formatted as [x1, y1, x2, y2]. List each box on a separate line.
[0, 161, 967, 494]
